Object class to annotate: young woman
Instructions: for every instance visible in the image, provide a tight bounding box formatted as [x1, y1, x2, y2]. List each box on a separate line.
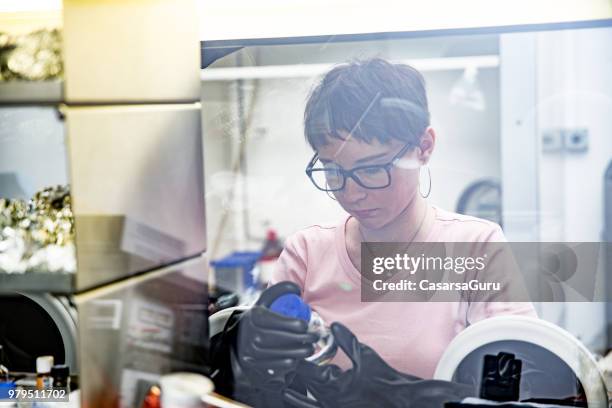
[268, 57, 536, 378]
[217, 58, 536, 407]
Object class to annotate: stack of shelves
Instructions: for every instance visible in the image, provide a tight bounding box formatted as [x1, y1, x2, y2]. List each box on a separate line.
[0, 1, 210, 406]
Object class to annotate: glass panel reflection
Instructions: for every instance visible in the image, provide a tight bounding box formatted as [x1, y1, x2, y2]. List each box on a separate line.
[77, 257, 209, 408]
[0, 106, 75, 281]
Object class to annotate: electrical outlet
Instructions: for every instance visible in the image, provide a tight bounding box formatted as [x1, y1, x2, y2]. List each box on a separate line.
[541, 128, 589, 153]
[564, 128, 589, 153]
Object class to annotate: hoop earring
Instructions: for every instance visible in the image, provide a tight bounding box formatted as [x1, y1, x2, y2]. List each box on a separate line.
[419, 166, 431, 198]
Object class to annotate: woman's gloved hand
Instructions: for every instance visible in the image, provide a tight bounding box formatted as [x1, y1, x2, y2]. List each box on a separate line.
[284, 322, 475, 408]
[209, 281, 319, 406]
[231, 282, 319, 391]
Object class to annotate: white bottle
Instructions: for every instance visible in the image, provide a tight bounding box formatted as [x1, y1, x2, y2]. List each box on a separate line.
[35, 356, 54, 389]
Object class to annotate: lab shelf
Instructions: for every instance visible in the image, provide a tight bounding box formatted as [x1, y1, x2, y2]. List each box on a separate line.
[0, 271, 74, 294]
[0, 81, 63, 104]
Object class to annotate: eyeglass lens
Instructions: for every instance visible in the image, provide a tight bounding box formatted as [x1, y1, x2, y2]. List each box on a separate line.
[310, 166, 390, 191]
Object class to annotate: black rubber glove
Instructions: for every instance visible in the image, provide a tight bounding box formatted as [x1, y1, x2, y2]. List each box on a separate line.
[211, 282, 318, 407]
[284, 322, 475, 408]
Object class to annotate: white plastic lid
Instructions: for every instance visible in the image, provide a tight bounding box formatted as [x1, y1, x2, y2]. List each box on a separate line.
[159, 372, 213, 407]
[36, 356, 54, 374]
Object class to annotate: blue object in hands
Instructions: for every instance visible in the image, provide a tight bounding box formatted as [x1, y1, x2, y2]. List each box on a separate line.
[269, 293, 312, 323]
[269, 292, 338, 365]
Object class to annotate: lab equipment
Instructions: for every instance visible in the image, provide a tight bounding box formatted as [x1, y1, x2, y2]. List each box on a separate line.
[456, 179, 502, 227]
[269, 294, 337, 364]
[211, 251, 262, 296]
[434, 316, 608, 408]
[209, 282, 317, 407]
[160, 372, 209, 407]
[0, 294, 77, 373]
[259, 229, 283, 284]
[479, 352, 521, 402]
[209, 293, 240, 315]
[51, 365, 70, 390]
[211, 283, 474, 408]
[35, 356, 54, 389]
[161, 372, 251, 408]
[260, 230, 283, 261]
[285, 322, 474, 408]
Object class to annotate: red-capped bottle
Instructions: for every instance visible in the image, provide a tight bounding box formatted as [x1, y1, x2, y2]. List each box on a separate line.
[260, 229, 283, 260]
[258, 229, 283, 285]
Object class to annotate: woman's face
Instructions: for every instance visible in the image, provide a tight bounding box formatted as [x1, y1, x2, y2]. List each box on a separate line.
[316, 130, 433, 230]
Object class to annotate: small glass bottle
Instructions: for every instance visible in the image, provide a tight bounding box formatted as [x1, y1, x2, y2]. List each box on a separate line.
[141, 385, 161, 408]
[258, 229, 284, 287]
[36, 356, 54, 389]
[51, 364, 70, 390]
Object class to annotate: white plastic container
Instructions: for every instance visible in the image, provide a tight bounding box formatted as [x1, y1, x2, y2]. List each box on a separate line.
[159, 373, 211, 408]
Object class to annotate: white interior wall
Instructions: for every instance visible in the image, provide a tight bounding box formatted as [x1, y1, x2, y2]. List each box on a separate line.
[427, 68, 501, 211]
[535, 27, 612, 353]
[201, 82, 236, 259]
[537, 28, 612, 242]
[242, 77, 346, 235]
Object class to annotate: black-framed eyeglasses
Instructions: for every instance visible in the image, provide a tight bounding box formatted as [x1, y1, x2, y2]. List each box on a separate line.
[305, 140, 417, 192]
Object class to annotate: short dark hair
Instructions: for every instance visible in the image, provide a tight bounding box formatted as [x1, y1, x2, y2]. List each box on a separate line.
[304, 58, 430, 149]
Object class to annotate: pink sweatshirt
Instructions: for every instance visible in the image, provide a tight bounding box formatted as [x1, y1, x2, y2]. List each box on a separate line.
[270, 206, 537, 378]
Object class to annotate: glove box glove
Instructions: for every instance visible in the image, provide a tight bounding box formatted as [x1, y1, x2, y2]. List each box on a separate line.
[210, 282, 318, 407]
[286, 322, 475, 408]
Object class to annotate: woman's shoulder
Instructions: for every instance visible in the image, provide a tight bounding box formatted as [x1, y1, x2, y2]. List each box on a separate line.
[283, 219, 344, 251]
[429, 206, 505, 242]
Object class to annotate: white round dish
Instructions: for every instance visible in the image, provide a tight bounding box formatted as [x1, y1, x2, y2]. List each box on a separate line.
[433, 315, 608, 408]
